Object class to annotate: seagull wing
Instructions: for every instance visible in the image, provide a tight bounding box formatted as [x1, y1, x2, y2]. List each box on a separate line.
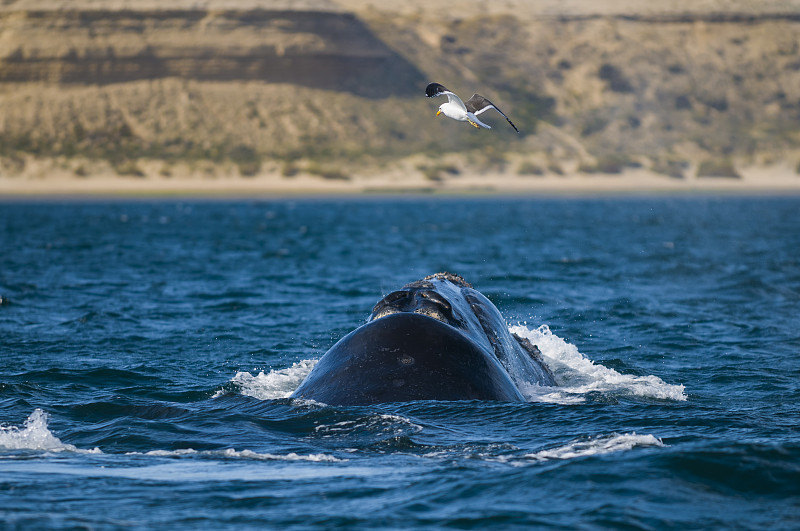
[425, 82, 466, 112]
[465, 94, 520, 133]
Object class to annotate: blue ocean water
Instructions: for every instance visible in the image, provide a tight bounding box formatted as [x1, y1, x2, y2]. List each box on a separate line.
[1, 197, 798, 529]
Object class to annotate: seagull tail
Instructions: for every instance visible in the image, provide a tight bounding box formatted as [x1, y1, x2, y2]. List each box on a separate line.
[470, 114, 492, 129]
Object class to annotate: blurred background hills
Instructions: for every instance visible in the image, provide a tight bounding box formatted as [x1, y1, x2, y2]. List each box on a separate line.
[1, 0, 799, 184]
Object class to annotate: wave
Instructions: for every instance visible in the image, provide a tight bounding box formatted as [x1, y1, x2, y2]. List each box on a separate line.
[1, 409, 341, 462]
[126, 448, 344, 462]
[523, 432, 665, 462]
[314, 413, 424, 439]
[510, 324, 687, 403]
[228, 325, 686, 404]
[0, 409, 101, 454]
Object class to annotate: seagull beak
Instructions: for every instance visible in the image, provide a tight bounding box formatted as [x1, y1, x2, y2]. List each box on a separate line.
[436, 110, 442, 116]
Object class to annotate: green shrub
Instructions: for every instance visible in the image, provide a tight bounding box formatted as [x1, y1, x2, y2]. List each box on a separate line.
[307, 163, 350, 181]
[318, 169, 349, 181]
[547, 162, 564, 175]
[416, 163, 459, 182]
[281, 162, 299, 178]
[594, 155, 625, 174]
[697, 159, 741, 178]
[113, 159, 145, 177]
[228, 145, 261, 177]
[518, 162, 544, 176]
[598, 64, 634, 93]
[651, 157, 687, 179]
[580, 115, 609, 137]
[579, 155, 640, 175]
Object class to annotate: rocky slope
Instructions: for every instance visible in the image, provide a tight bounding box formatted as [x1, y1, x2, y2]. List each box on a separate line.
[1, 0, 799, 181]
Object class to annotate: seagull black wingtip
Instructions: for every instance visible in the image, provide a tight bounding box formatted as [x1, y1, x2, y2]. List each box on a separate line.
[425, 82, 448, 98]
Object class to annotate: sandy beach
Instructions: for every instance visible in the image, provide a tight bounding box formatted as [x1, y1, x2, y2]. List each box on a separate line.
[3, 0, 800, 198]
[2, 158, 799, 197]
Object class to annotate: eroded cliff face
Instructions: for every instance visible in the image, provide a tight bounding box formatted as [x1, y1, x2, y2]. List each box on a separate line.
[0, 8, 422, 96]
[1, 2, 800, 179]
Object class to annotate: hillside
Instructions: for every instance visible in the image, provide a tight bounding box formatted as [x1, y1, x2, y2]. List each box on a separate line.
[1, 0, 800, 186]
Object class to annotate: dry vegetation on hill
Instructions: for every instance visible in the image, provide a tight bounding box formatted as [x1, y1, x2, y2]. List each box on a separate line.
[1, 0, 799, 185]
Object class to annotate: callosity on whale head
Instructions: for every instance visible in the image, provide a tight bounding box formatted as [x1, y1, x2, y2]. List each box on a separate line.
[291, 273, 556, 405]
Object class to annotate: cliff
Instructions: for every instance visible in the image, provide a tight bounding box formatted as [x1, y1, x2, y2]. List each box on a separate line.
[0, 8, 421, 95]
[1, 0, 800, 182]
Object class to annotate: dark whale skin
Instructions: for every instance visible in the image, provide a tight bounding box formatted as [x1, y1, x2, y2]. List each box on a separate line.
[292, 313, 525, 405]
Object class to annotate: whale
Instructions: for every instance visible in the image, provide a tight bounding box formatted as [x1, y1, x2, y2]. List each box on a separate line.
[291, 273, 556, 405]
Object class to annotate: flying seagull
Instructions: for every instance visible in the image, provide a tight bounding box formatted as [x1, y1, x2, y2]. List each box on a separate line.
[425, 82, 519, 133]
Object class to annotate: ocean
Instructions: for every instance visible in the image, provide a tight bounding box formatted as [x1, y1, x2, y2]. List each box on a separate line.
[1, 197, 798, 529]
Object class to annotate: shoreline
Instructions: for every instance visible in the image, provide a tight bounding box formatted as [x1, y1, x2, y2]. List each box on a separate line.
[2, 168, 800, 199]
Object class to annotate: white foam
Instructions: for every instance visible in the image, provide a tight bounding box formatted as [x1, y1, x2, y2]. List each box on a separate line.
[510, 324, 687, 403]
[524, 432, 664, 461]
[0, 409, 101, 454]
[223, 359, 317, 400]
[315, 414, 423, 437]
[138, 448, 199, 457]
[126, 448, 344, 462]
[219, 449, 343, 462]
[0, 461, 377, 482]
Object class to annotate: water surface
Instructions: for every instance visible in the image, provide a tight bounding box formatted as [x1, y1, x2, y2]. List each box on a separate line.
[1, 198, 798, 529]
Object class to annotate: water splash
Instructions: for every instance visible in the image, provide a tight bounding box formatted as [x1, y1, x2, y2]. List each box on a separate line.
[0, 409, 101, 454]
[510, 324, 687, 403]
[224, 359, 317, 400]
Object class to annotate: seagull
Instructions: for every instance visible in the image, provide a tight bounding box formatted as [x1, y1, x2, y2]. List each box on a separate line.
[425, 82, 519, 133]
